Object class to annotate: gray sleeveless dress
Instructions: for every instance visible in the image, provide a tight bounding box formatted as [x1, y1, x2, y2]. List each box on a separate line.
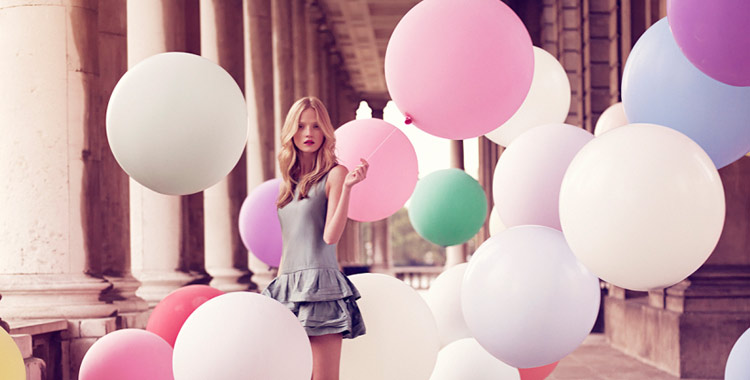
[261, 173, 366, 339]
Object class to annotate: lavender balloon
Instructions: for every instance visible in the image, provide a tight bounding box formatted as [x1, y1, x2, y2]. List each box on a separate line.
[668, 0, 750, 87]
[239, 179, 282, 267]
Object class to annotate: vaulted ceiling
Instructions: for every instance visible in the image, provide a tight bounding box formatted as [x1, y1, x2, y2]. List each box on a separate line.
[317, 0, 421, 103]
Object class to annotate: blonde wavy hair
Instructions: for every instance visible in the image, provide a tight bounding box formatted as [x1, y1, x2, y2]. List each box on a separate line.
[277, 97, 338, 208]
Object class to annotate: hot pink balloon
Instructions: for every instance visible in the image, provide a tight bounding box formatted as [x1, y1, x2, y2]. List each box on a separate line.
[239, 178, 282, 267]
[335, 118, 418, 221]
[146, 285, 224, 347]
[519, 361, 559, 380]
[492, 124, 593, 230]
[668, 0, 750, 87]
[385, 0, 533, 140]
[79, 329, 174, 380]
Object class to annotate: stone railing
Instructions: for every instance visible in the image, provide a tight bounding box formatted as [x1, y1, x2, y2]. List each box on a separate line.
[393, 266, 444, 291]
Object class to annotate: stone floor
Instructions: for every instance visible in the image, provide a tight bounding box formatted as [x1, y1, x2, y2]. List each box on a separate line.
[548, 334, 713, 380]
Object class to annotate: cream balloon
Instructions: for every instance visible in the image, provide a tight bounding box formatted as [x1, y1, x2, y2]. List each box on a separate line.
[489, 206, 506, 236]
[106, 52, 248, 195]
[485, 47, 571, 147]
[559, 123, 725, 291]
[426, 263, 472, 348]
[430, 338, 521, 380]
[594, 102, 628, 137]
[342, 273, 440, 380]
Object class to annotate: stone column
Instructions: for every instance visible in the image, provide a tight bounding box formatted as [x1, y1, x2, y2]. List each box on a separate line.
[477, 137, 501, 241]
[90, 0, 149, 328]
[291, 0, 308, 99]
[245, 0, 278, 290]
[335, 90, 362, 270]
[0, 0, 116, 320]
[127, 0, 203, 306]
[605, 157, 750, 378]
[444, 140, 468, 267]
[366, 100, 391, 274]
[201, 0, 255, 292]
[306, 1, 322, 98]
[318, 28, 332, 106]
[272, 0, 294, 176]
[327, 53, 341, 125]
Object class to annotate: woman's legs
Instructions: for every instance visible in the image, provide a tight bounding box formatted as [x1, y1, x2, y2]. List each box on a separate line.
[309, 333, 343, 380]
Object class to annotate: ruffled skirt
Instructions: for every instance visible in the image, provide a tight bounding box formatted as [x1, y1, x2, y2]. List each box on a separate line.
[262, 268, 366, 339]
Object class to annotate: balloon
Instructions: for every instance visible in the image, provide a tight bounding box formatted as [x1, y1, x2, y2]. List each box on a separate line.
[559, 124, 725, 291]
[667, 0, 750, 87]
[408, 169, 488, 246]
[79, 329, 173, 380]
[622, 18, 750, 169]
[385, 0, 533, 140]
[106, 52, 248, 195]
[430, 338, 520, 380]
[488, 206, 506, 237]
[519, 362, 559, 380]
[0, 328, 25, 380]
[462, 226, 600, 368]
[594, 102, 628, 137]
[425, 263, 472, 347]
[335, 119, 418, 222]
[342, 273, 439, 380]
[239, 178, 283, 267]
[146, 284, 224, 347]
[485, 47, 571, 146]
[492, 124, 593, 230]
[726, 327, 750, 380]
[173, 292, 312, 380]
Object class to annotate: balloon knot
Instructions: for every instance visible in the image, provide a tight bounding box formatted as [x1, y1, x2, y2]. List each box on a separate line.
[404, 115, 413, 125]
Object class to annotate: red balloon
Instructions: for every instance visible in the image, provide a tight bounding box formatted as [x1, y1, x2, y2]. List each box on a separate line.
[519, 361, 559, 380]
[146, 285, 224, 347]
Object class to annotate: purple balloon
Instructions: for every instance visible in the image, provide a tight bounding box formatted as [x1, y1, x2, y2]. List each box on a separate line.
[668, 0, 750, 86]
[239, 179, 282, 267]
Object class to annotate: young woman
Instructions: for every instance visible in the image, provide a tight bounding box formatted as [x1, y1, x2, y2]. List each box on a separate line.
[262, 96, 368, 380]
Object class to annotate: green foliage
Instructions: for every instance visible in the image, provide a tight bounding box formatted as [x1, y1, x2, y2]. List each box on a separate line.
[389, 208, 446, 266]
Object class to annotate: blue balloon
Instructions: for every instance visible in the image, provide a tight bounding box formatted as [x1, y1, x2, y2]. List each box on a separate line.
[622, 18, 750, 169]
[726, 327, 750, 380]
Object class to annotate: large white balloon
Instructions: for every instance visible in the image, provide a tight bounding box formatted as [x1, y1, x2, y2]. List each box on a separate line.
[485, 47, 571, 147]
[462, 226, 600, 369]
[173, 292, 312, 380]
[560, 123, 725, 291]
[106, 52, 248, 195]
[425, 263, 472, 347]
[430, 338, 520, 380]
[726, 327, 750, 380]
[492, 124, 593, 230]
[342, 273, 440, 380]
[594, 102, 628, 137]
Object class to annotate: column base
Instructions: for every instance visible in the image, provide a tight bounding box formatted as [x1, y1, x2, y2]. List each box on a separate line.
[133, 270, 198, 307]
[605, 267, 750, 379]
[101, 275, 149, 314]
[208, 267, 256, 293]
[0, 274, 116, 319]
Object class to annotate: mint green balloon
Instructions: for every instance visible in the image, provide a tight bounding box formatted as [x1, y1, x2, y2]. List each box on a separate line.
[408, 169, 488, 246]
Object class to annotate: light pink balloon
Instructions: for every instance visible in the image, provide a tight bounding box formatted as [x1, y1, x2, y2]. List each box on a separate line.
[385, 0, 533, 140]
[79, 329, 174, 380]
[492, 124, 593, 230]
[335, 118, 418, 222]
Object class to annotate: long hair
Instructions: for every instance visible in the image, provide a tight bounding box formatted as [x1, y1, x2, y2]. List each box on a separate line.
[277, 97, 338, 208]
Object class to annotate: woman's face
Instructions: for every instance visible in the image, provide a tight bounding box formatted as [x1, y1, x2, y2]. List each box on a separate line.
[293, 108, 325, 154]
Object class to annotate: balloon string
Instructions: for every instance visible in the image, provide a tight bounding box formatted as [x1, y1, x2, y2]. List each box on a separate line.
[365, 128, 398, 161]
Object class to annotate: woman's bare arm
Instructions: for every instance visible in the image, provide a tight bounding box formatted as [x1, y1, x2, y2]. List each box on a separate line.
[323, 160, 368, 245]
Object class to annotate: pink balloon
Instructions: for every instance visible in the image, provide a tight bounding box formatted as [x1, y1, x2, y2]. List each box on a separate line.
[668, 0, 750, 87]
[239, 178, 282, 267]
[146, 285, 224, 347]
[335, 119, 418, 221]
[79, 329, 174, 380]
[492, 124, 593, 230]
[385, 0, 533, 140]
